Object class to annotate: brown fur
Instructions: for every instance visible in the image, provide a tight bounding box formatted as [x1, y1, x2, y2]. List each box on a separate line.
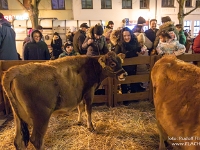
[110, 29, 121, 46]
[151, 55, 200, 150]
[2, 52, 127, 150]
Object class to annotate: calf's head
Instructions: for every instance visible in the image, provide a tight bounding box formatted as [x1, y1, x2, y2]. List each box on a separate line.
[98, 51, 127, 81]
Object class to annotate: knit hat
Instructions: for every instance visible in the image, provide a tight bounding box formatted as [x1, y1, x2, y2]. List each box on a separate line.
[137, 16, 146, 26]
[64, 41, 73, 49]
[93, 25, 103, 35]
[107, 21, 114, 25]
[161, 16, 171, 23]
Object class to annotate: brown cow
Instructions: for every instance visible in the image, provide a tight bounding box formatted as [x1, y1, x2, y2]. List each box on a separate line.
[2, 51, 127, 150]
[151, 55, 200, 150]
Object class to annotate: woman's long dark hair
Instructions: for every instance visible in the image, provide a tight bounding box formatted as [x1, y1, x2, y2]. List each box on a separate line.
[119, 27, 139, 50]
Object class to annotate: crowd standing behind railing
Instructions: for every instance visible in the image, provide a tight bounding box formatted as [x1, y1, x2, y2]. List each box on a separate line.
[0, 11, 198, 62]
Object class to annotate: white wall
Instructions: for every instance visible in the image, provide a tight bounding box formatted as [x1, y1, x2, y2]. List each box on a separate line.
[73, 0, 156, 29]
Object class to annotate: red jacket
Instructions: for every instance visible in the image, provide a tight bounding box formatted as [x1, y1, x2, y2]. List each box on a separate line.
[193, 31, 200, 53]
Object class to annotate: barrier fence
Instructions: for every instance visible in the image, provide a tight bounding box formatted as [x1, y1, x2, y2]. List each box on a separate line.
[1, 54, 200, 115]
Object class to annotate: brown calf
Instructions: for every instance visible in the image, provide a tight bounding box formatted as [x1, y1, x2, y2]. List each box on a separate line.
[151, 55, 200, 150]
[2, 52, 127, 150]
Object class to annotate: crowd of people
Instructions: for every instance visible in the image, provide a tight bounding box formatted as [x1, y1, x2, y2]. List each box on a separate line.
[1, 12, 200, 92]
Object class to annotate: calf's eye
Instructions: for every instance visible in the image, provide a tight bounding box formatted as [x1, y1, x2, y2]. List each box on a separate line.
[110, 62, 116, 67]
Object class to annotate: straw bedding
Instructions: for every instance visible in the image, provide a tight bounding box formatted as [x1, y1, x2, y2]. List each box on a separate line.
[0, 101, 159, 150]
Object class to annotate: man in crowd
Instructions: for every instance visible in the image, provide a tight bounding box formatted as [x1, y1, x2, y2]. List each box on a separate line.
[145, 19, 159, 55]
[0, 12, 18, 60]
[73, 23, 89, 55]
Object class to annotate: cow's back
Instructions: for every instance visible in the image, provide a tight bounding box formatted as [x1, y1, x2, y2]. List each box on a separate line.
[151, 55, 200, 149]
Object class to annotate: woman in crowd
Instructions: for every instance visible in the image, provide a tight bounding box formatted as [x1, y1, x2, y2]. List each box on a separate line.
[113, 27, 146, 93]
[23, 30, 50, 60]
[103, 21, 114, 50]
[82, 24, 108, 56]
[51, 32, 63, 59]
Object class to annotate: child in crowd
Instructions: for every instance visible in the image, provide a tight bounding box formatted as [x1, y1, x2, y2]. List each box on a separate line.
[156, 31, 185, 56]
[59, 41, 79, 58]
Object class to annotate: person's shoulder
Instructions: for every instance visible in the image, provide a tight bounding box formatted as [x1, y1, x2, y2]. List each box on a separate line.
[145, 29, 151, 33]
[39, 41, 47, 44]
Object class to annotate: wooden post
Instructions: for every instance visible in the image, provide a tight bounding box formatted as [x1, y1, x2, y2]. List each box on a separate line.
[107, 77, 113, 107]
[148, 56, 156, 103]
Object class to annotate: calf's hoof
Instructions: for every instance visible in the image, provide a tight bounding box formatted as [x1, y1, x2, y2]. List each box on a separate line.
[77, 121, 83, 126]
[88, 127, 96, 133]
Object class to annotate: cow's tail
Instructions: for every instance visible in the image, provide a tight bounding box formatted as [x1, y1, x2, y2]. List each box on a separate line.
[1, 67, 20, 103]
[2, 67, 30, 147]
[20, 120, 30, 147]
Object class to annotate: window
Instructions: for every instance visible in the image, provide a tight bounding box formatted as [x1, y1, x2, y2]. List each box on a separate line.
[0, 0, 8, 10]
[184, 21, 191, 31]
[140, 0, 149, 9]
[162, 0, 174, 7]
[122, 0, 132, 9]
[194, 21, 200, 37]
[82, 0, 93, 9]
[196, 0, 200, 7]
[101, 0, 112, 9]
[51, 0, 65, 10]
[185, 0, 192, 7]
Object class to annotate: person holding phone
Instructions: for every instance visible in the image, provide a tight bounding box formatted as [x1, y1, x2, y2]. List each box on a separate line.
[51, 32, 63, 59]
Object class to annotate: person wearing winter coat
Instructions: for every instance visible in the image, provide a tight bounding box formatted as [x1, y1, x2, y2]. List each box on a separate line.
[0, 12, 18, 60]
[153, 16, 179, 53]
[23, 29, 33, 46]
[132, 16, 146, 33]
[193, 31, 200, 53]
[51, 32, 63, 59]
[73, 23, 89, 55]
[59, 41, 79, 58]
[103, 21, 114, 45]
[132, 16, 150, 54]
[23, 30, 50, 60]
[145, 19, 159, 55]
[82, 24, 109, 56]
[156, 31, 185, 56]
[175, 24, 186, 45]
[113, 27, 146, 93]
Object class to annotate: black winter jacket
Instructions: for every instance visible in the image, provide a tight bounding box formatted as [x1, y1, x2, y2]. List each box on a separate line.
[23, 30, 50, 60]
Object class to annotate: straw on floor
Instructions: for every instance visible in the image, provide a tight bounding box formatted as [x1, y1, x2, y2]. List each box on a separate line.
[0, 101, 159, 150]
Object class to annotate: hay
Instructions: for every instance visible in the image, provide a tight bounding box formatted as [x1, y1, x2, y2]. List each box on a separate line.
[0, 101, 159, 150]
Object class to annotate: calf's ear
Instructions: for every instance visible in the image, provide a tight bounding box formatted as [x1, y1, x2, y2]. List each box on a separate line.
[117, 53, 125, 63]
[98, 55, 106, 68]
